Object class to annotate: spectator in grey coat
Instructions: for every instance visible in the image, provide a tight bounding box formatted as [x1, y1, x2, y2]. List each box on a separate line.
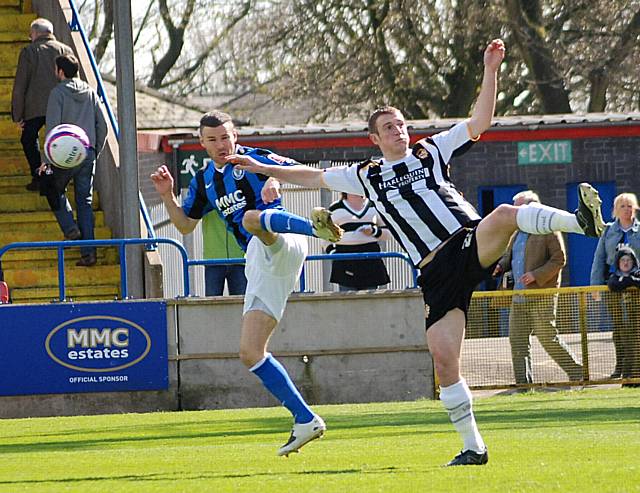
[39, 54, 107, 266]
[11, 18, 73, 191]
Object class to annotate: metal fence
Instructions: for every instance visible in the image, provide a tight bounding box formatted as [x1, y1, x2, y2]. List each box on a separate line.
[463, 285, 640, 389]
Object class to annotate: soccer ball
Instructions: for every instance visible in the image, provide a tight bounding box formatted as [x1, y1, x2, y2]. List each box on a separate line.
[44, 124, 90, 169]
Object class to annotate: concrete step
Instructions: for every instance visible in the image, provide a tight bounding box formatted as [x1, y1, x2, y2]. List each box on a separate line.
[0, 173, 103, 197]
[0, 154, 29, 175]
[0, 0, 21, 7]
[3, 263, 121, 288]
[0, 226, 112, 244]
[0, 221, 109, 239]
[0, 41, 26, 77]
[0, 12, 33, 32]
[1, 246, 118, 269]
[0, 78, 13, 114]
[0, 174, 30, 191]
[0, 190, 101, 212]
[8, 284, 121, 304]
[0, 0, 21, 10]
[0, 139, 22, 150]
[0, 209, 106, 226]
[0, 115, 21, 141]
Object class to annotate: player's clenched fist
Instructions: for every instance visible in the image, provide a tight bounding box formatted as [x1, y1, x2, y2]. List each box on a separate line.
[150, 165, 174, 196]
[484, 38, 505, 71]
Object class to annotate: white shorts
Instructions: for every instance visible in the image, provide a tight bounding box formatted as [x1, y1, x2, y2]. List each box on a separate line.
[243, 233, 308, 322]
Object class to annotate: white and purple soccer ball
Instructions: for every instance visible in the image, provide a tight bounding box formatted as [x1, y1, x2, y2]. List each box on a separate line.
[44, 124, 90, 169]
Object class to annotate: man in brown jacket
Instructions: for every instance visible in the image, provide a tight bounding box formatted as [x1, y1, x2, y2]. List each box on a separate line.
[11, 18, 73, 191]
[496, 191, 583, 384]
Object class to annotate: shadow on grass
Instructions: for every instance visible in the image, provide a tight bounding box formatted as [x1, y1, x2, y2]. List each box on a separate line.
[1, 397, 638, 455]
[0, 466, 417, 487]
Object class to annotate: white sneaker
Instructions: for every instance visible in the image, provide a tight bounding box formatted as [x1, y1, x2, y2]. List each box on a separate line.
[311, 207, 343, 242]
[277, 415, 326, 457]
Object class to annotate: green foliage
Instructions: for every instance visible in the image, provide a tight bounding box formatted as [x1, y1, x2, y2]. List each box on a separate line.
[0, 388, 638, 492]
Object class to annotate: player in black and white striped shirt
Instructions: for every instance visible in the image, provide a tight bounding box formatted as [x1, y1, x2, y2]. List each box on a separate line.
[227, 39, 605, 466]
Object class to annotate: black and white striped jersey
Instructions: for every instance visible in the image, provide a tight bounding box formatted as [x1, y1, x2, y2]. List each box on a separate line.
[323, 120, 481, 266]
[327, 198, 390, 246]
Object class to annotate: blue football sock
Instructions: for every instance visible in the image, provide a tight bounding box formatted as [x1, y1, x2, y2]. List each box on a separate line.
[260, 209, 314, 236]
[250, 353, 314, 424]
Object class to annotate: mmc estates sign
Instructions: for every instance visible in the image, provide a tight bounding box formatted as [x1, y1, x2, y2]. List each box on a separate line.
[0, 301, 168, 396]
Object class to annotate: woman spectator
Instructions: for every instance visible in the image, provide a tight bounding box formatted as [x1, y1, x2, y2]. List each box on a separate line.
[325, 193, 391, 291]
[590, 193, 640, 378]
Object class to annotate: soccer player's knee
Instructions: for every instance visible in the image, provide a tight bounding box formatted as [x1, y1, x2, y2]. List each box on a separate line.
[494, 203, 516, 222]
[238, 347, 255, 367]
[242, 210, 261, 233]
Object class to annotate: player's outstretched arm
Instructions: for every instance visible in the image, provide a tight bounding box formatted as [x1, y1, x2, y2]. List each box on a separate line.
[150, 165, 198, 234]
[468, 38, 505, 139]
[226, 154, 327, 189]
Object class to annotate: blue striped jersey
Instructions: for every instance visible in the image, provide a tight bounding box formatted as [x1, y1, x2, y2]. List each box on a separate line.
[181, 145, 296, 251]
[323, 121, 481, 266]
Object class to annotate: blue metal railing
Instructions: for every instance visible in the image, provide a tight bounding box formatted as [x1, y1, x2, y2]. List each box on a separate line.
[0, 240, 416, 302]
[0, 239, 188, 302]
[67, 0, 157, 247]
[189, 251, 419, 292]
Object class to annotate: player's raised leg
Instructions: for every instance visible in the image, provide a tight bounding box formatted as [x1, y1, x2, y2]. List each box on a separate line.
[246, 208, 343, 242]
[476, 182, 605, 268]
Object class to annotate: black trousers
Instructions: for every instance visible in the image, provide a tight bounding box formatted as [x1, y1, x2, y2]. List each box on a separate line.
[20, 116, 46, 179]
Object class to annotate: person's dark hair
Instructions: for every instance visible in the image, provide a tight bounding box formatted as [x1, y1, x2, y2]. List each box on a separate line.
[199, 110, 233, 134]
[55, 54, 79, 78]
[368, 105, 401, 135]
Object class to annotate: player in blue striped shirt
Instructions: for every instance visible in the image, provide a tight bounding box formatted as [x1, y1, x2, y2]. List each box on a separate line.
[151, 110, 342, 456]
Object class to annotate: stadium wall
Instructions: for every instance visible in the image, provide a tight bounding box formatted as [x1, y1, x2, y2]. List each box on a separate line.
[0, 291, 432, 418]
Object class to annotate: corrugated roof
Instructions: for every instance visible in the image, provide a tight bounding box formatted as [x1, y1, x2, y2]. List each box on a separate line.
[102, 77, 204, 130]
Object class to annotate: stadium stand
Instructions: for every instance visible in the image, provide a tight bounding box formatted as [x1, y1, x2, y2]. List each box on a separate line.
[0, 1, 120, 303]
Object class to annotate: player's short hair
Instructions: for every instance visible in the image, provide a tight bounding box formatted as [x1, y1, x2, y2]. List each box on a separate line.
[368, 106, 402, 135]
[512, 190, 540, 205]
[199, 111, 233, 135]
[612, 192, 639, 220]
[55, 54, 79, 78]
[30, 18, 53, 35]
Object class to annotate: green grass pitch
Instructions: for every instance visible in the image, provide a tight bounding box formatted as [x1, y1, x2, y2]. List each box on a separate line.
[0, 388, 638, 492]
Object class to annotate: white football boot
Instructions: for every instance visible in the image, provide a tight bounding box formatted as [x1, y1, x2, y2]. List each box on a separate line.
[277, 415, 326, 457]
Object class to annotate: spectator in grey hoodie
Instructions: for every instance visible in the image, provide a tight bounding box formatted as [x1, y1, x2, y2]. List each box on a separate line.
[39, 54, 107, 266]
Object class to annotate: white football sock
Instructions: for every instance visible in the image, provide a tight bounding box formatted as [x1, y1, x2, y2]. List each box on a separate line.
[516, 203, 582, 235]
[439, 379, 485, 453]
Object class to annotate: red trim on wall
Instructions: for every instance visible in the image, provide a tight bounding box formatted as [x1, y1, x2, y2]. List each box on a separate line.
[160, 124, 640, 153]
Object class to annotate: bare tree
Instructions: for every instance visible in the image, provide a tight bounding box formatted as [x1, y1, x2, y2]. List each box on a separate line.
[93, 0, 113, 64]
[78, 0, 640, 118]
[504, 0, 640, 114]
[147, 0, 196, 88]
[228, 0, 500, 121]
[504, 0, 572, 113]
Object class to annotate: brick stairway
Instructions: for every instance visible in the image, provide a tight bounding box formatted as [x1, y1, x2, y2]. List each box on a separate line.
[0, 0, 120, 303]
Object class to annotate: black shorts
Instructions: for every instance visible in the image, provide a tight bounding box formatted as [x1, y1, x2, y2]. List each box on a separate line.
[417, 227, 496, 330]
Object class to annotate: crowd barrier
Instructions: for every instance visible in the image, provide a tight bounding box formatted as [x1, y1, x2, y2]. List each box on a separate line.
[464, 285, 640, 389]
[0, 239, 417, 301]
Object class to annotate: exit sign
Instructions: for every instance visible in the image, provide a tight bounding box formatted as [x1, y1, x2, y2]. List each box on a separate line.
[517, 140, 572, 165]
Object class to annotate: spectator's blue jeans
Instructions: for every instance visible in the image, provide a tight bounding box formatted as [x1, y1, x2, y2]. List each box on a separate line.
[204, 264, 247, 296]
[52, 150, 96, 258]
